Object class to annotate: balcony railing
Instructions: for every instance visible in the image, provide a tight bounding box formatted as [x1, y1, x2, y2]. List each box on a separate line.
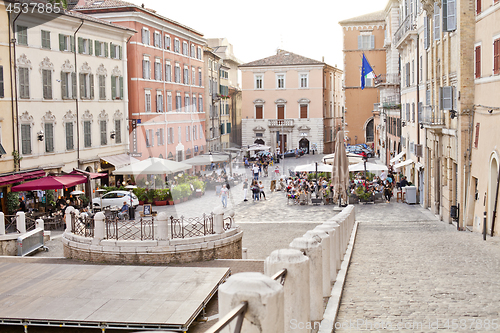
[374, 74, 401, 86]
[393, 15, 417, 47]
[268, 119, 294, 127]
[421, 106, 445, 126]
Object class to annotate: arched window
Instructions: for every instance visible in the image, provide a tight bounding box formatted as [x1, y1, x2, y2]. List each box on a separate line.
[366, 118, 374, 142]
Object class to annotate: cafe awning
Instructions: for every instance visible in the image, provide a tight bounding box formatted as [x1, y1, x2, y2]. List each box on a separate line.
[393, 159, 414, 170]
[0, 169, 46, 187]
[101, 154, 140, 169]
[11, 175, 87, 192]
[69, 169, 107, 179]
[390, 151, 406, 164]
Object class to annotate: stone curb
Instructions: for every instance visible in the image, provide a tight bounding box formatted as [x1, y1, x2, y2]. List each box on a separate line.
[318, 220, 359, 333]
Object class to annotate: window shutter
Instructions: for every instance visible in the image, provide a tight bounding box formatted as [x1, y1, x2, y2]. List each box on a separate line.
[358, 35, 362, 49]
[434, 3, 440, 41]
[89, 39, 93, 55]
[110, 43, 115, 58]
[119, 76, 123, 99]
[477, 0, 481, 14]
[94, 40, 99, 56]
[475, 46, 481, 78]
[143, 60, 147, 79]
[442, 0, 448, 31]
[474, 123, 480, 148]
[441, 86, 453, 110]
[79, 73, 84, 98]
[46, 70, 52, 99]
[111, 75, 116, 98]
[90, 74, 94, 99]
[78, 37, 83, 53]
[70, 36, 75, 52]
[227, 123, 231, 134]
[104, 43, 108, 57]
[60, 71, 67, 99]
[370, 35, 375, 49]
[59, 34, 64, 51]
[119, 46, 122, 60]
[426, 89, 431, 105]
[71, 72, 77, 99]
[424, 16, 429, 49]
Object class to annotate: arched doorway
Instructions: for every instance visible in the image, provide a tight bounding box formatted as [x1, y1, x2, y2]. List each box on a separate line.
[365, 118, 374, 143]
[487, 154, 499, 235]
[254, 139, 265, 145]
[299, 138, 310, 154]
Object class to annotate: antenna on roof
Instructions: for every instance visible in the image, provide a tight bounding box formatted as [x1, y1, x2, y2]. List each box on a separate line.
[141, 3, 145, 7]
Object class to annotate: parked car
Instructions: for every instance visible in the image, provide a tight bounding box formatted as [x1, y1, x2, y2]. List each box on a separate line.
[282, 149, 305, 158]
[92, 190, 139, 209]
[346, 145, 373, 158]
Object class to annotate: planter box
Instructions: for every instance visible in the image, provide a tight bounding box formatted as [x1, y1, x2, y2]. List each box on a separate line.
[154, 200, 167, 206]
[167, 200, 174, 205]
[173, 199, 181, 205]
[139, 201, 144, 206]
[182, 197, 188, 202]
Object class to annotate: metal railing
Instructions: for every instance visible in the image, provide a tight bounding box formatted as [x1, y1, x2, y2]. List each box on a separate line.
[204, 301, 248, 333]
[170, 213, 214, 239]
[223, 216, 233, 231]
[421, 106, 445, 126]
[374, 74, 400, 85]
[25, 216, 37, 232]
[4, 215, 18, 233]
[271, 268, 287, 286]
[268, 119, 294, 127]
[393, 15, 417, 46]
[106, 217, 154, 241]
[71, 213, 95, 238]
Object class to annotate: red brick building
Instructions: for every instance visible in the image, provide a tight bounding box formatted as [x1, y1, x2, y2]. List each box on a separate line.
[75, 0, 206, 162]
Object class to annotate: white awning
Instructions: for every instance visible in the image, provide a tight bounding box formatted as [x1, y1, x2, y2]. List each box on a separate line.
[416, 162, 424, 170]
[101, 154, 140, 169]
[390, 151, 406, 164]
[393, 159, 414, 170]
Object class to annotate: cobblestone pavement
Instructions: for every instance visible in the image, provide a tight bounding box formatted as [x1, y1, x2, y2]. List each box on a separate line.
[334, 203, 500, 332]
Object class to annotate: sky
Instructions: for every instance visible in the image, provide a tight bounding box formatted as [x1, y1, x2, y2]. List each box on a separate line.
[128, 0, 388, 69]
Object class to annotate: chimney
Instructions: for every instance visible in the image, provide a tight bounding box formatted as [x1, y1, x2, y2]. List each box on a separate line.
[322, 56, 325, 62]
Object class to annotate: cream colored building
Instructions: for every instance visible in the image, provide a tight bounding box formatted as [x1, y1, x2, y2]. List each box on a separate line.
[204, 47, 221, 152]
[11, 9, 134, 176]
[240, 50, 342, 154]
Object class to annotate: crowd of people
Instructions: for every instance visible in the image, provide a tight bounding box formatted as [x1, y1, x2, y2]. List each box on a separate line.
[349, 169, 409, 203]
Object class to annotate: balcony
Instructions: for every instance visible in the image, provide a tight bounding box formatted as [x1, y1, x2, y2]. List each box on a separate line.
[268, 119, 294, 128]
[421, 106, 445, 129]
[374, 74, 401, 87]
[393, 15, 417, 48]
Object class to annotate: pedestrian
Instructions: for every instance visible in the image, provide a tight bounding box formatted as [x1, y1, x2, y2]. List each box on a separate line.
[252, 164, 259, 180]
[220, 184, 229, 208]
[243, 178, 249, 202]
[251, 181, 260, 201]
[384, 183, 392, 202]
[259, 180, 266, 200]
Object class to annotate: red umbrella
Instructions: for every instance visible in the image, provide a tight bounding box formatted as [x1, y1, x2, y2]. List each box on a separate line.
[11, 175, 87, 192]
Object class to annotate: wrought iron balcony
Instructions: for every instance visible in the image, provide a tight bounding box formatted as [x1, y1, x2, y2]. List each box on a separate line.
[374, 74, 401, 87]
[393, 15, 417, 48]
[421, 106, 445, 128]
[268, 119, 294, 127]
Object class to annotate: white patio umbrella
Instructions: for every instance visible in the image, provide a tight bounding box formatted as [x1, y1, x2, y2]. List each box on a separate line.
[294, 162, 332, 173]
[112, 157, 192, 175]
[349, 162, 388, 172]
[323, 153, 364, 165]
[245, 144, 271, 152]
[183, 154, 229, 166]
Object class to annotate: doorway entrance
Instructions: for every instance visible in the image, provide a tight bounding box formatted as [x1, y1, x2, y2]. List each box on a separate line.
[299, 138, 310, 154]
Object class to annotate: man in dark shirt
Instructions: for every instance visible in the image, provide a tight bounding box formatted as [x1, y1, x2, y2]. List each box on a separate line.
[400, 176, 409, 188]
[18, 198, 27, 212]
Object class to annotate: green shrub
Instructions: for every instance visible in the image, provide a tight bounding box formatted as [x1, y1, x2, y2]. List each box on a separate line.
[46, 189, 56, 208]
[133, 187, 147, 202]
[145, 189, 156, 202]
[192, 180, 205, 191]
[171, 186, 182, 200]
[179, 183, 192, 198]
[355, 186, 371, 201]
[155, 189, 170, 201]
[6, 192, 19, 214]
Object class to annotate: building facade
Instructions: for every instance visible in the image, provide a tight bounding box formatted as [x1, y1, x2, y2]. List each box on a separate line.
[75, 0, 207, 163]
[240, 50, 342, 154]
[340, 11, 387, 148]
[204, 48, 221, 152]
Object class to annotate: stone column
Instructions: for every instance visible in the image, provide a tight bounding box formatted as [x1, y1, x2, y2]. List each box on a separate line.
[65, 206, 75, 232]
[213, 206, 224, 234]
[264, 249, 310, 333]
[289, 236, 323, 321]
[323, 220, 342, 270]
[0, 212, 5, 235]
[156, 212, 169, 241]
[313, 224, 337, 282]
[218, 272, 284, 333]
[35, 218, 44, 230]
[93, 212, 105, 241]
[304, 230, 330, 297]
[16, 212, 26, 233]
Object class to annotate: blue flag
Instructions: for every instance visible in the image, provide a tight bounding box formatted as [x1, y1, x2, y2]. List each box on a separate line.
[361, 54, 375, 90]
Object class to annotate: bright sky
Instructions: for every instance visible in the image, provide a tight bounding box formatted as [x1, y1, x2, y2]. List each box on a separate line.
[128, 0, 388, 69]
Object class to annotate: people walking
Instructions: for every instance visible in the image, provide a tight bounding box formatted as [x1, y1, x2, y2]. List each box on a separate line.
[220, 184, 229, 208]
[243, 178, 249, 202]
[384, 183, 392, 203]
[252, 164, 259, 180]
[251, 181, 260, 201]
[259, 180, 266, 200]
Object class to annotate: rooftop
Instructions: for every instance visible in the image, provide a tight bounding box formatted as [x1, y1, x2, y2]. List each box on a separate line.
[339, 10, 386, 25]
[240, 49, 324, 68]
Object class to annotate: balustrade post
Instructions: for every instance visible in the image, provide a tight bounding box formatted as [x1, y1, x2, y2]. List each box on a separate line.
[289, 236, 323, 321]
[218, 272, 284, 333]
[0, 212, 5, 235]
[156, 212, 169, 241]
[65, 206, 75, 232]
[213, 206, 224, 234]
[264, 249, 310, 333]
[304, 230, 331, 297]
[324, 220, 342, 269]
[93, 212, 105, 241]
[16, 212, 26, 234]
[36, 218, 44, 230]
[313, 224, 338, 280]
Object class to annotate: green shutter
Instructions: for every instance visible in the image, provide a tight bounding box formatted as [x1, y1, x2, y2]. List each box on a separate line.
[104, 42, 108, 57]
[79, 73, 84, 98]
[78, 37, 83, 53]
[119, 46, 122, 60]
[70, 36, 75, 52]
[71, 72, 77, 99]
[111, 75, 116, 98]
[90, 74, 94, 99]
[95, 40, 100, 56]
[110, 43, 115, 58]
[61, 71, 66, 99]
[119, 76, 123, 99]
[89, 39, 93, 55]
[59, 34, 64, 51]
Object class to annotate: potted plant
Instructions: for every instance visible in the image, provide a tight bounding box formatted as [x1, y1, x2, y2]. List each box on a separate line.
[192, 180, 205, 197]
[179, 183, 192, 202]
[355, 186, 371, 203]
[171, 186, 182, 204]
[145, 189, 156, 204]
[6, 192, 19, 214]
[133, 188, 147, 205]
[153, 189, 169, 206]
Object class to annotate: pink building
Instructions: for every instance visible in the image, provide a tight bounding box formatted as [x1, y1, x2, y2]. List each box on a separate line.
[75, 0, 206, 162]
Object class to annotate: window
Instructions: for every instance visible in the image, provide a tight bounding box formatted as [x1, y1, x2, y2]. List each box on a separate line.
[197, 46, 202, 60]
[155, 59, 162, 80]
[61, 71, 77, 99]
[110, 43, 122, 59]
[300, 104, 308, 118]
[45, 123, 54, 153]
[167, 91, 172, 111]
[420, 55, 423, 81]
[42, 69, 52, 99]
[100, 120, 107, 145]
[227, 123, 231, 134]
[115, 119, 121, 144]
[405, 62, 410, 87]
[186, 126, 190, 141]
[17, 26, 28, 45]
[156, 91, 163, 112]
[21, 124, 31, 155]
[83, 121, 91, 148]
[192, 67, 196, 86]
[41, 30, 50, 49]
[79, 73, 94, 99]
[146, 129, 154, 147]
[199, 124, 203, 139]
[176, 92, 181, 111]
[185, 94, 190, 112]
[300, 74, 308, 88]
[424, 16, 429, 50]
[276, 74, 285, 89]
[255, 75, 263, 89]
[199, 96, 203, 113]
[174, 39, 180, 53]
[198, 68, 202, 86]
[475, 45, 481, 78]
[0, 66, 3, 98]
[494, 38, 500, 75]
[255, 105, 263, 119]
[277, 105, 285, 119]
[19, 67, 29, 99]
[192, 96, 197, 112]
[145, 90, 151, 112]
[165, 61, 172, 82]
[182, 41, 188, 56]
[443, 0, 457, 31]
[178, 126, 181, 143]
[440, 86, 454, 110]
[141, 28, 149, 45]
[183, 65, 189, 84]
[143, 56, 151, 79]
[358, 35, 374, 49]
[220, 122, 225, 135]
[412, 60, 414, 84]
[94, 41, 108, 57]
[78, 38, 92, 55]
[164, 35, 171, 50]
[174, 63, 180, 83]
[158, 128, 164, 145]
[99, 75, 106, 100]
[167, 127, 174, 144]
[65, 122, 74, 150]
[191, 44, 195, 58]
[434, 3, 440, 41]
[476, 0, 481, 14]
[154, 32, 161, 48]
[59, 34, 74, 52]
[110, 75, 123, 100]
[412, 103, 415, 122]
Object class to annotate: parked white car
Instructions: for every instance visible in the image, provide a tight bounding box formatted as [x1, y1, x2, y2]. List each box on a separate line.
[92, 190, 139, 209]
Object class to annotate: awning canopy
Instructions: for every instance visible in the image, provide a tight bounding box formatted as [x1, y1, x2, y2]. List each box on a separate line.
[0, 169, 46, 187]
[394, 159, 415, 170]
[294, 162, 332, 173]
[101, 154, 140, 169]
[69, 169, 107, 179]
[0, 174, 24, 187]
[11, 175, 87, 192]
[390, 151, 406, 164]
[184, 154, 230, 166]
[112, 157, 192, 175]
[245, 144, 271, 152]
[349, 162, 388, 172]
